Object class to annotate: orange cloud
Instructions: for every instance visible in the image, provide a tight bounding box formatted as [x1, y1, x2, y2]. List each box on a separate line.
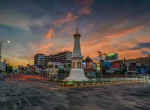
[136, 36, 150, 43]
[105, 26, 143, 38]
[40, 43, 53, 50]
[6, 58, 30, 67]
[118, 50, 139, 54]
[60, 24, 74, 35]
[45, 28, 54, 39]
[79, 6, 91, 14]
[118, 50, 143, 59]
[39, 43, 53, 54]
[52, 11, 78, 27]
[78, 0, 94, 15]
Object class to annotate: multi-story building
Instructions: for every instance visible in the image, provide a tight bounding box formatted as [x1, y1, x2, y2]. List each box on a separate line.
[45, 56, 51, 65]
[34, 54, 45, 66]
[52, 51, 72, 63]
[34, 51, 72, 66]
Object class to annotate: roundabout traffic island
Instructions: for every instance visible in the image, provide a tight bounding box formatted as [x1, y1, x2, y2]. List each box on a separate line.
[44, 79, 115, 87]
[42, 78, 142, 88]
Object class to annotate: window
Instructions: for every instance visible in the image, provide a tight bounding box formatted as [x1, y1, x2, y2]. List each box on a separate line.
[77, 62, 81, 68]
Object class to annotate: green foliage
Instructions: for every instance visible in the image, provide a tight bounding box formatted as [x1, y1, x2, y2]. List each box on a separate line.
[48, 78, 113, 85]
[7, 65, 13, 73]
[67, 81, 73, 84]
[58, 69, 65, 74]
[48, 79, 68, 84]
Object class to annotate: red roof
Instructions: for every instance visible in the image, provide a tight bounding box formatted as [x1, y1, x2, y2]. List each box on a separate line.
[85, 56, 93, 62]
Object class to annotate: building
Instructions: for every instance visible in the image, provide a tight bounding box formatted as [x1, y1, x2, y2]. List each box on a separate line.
[51, 51, 72, 63]
[84, 56, 93, 71]
[45, 56, 51, 65]
[83, 56, 97, 72]
[125, 56, 150, 65]
[34, 51, 72, 66]
[34, 54, 45, 66]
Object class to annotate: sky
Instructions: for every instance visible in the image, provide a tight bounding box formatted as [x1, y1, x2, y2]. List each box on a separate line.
[0, 0, 150, 67]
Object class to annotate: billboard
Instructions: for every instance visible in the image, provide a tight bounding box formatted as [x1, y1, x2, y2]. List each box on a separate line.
[97, 63, 100, 70]
[105, 53, 118, 60]
[111, 62, 120, 69]
[102, 62, 111, 68]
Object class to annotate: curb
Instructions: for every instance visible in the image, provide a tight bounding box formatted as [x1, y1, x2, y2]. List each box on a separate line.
[42, 80, 143, 87]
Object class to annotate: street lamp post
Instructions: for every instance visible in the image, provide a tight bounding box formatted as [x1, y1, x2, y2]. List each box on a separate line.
[0, 41, 10, 62]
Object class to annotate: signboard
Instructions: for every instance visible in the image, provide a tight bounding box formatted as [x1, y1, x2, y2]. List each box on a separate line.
[111, 62, 120, 69]
[105, 53, 118, 60]
[96, 63, 100, 70]
[0, 62, 6, 71]
[102, 62, 111, 68]
[86, 62, 93, 70]
[60, 65, 64, 69]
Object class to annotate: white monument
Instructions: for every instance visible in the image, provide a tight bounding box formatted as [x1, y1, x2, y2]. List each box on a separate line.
[66, 27, 88, 81]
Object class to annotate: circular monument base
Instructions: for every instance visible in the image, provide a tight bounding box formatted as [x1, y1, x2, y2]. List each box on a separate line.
[66, 68, 88, 81]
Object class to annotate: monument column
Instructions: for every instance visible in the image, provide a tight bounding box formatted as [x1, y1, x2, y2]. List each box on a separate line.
[66, 27, 88, 81]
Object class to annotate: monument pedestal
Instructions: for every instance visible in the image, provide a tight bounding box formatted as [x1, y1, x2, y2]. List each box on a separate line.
[66, 68, 88, 81]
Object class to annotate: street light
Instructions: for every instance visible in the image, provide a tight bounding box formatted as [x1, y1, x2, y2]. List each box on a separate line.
[0, 41, 10, 62]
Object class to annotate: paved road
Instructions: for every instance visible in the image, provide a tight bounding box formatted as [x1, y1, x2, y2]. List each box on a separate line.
[0, 80, 150, 110]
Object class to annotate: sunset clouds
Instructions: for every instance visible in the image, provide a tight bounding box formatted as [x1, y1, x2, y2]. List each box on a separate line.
[105, 26, 143, 38]
[52, 11, 78, 27]
[45, 28, 55, 39]
[77, 0, 94, 14]
[0, 0, 150, 66]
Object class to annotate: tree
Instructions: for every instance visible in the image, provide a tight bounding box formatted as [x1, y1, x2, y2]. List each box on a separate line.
[7, 65, 13, 74]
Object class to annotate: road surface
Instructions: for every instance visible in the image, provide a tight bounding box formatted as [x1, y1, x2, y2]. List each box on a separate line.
[0, 80, 150, 110]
